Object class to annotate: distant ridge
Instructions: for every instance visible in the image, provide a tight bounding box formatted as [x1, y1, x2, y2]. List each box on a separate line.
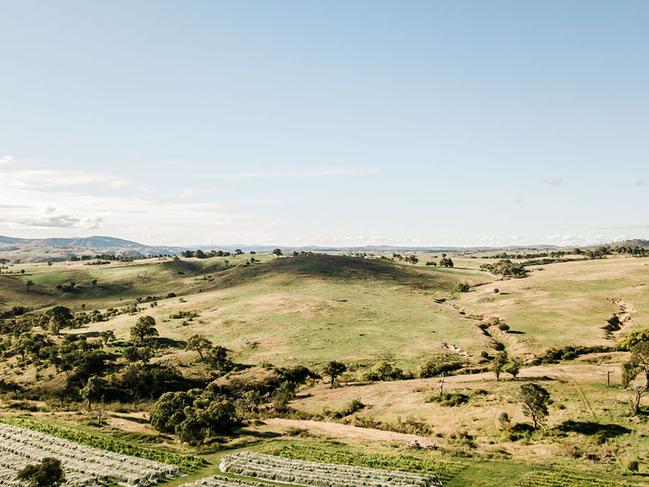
[0, 235, 146, 249]
[0, 234, 558, 254]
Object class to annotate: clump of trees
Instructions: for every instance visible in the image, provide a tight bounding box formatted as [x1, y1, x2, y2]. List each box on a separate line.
[151, 386, 241, 445]
[438, 254, 454, 268]
[480, 259, 528, 278]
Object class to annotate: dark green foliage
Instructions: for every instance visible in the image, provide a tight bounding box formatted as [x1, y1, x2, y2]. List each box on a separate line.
[480, 259, 528, 278]
[331, 399, 366, 418]
[427, 392, 469, 407]
[130, 315, 158, 343]
[324, 361, 347, 387]
[454, 282, 470, 293]
[619, 329, 649, 351]
[17, 458, 65, 487]
[419, 355, 464, 378]
[364, 360, 407, 381]
[518, 383, 550, 429]
[151, 387, 240, 445]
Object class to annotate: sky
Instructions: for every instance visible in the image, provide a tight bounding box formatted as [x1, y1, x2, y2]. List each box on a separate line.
[1, 0, 648, 247]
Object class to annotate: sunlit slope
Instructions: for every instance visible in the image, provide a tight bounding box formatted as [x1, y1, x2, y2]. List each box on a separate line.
[457, 256, 649, 351]
[1, 256, 258, 309]
[80, 255, 490, 366]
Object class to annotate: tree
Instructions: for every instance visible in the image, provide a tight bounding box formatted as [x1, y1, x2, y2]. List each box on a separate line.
[100, 329, 116, 346]
[272, 248, 283, 257]
[80, 376, 106, 410]
[504, 357, 522, 379]
[492, 352, 508, 381]
[207, 345, 232, 371]
[25, 279, 35, 292]
[124, 345, 154, 364]
[622, 341, 649, 415]
[186, 334, 212, 361]
[17, 458, 65, 487]
[438, 254, 454, 268]
[130, 315, 158, 343]
[454, 282, 470, 293]
[42, 306, 74, 334]
[518, 383, 550, 430]
[324, 361, 347, 387]
[630, 341, 649, 386]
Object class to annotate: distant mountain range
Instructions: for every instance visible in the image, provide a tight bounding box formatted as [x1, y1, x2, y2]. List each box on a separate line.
[0, 234, 563, 262]
[0, 235, 146, 248]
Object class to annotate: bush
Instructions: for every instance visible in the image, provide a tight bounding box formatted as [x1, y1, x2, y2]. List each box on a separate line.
[627, 460, 640, 473]
[419, 356, 464, 378]
[331, 399, 366, 419]
[427, 392, 469, 407]
[17, 458, 65, 487]
[454, 282, 470, 293]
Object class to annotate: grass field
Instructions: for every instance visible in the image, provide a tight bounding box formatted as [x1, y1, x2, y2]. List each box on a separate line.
[2, 252, 649, 484]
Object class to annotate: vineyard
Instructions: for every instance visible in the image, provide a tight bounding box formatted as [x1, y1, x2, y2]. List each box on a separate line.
[182, 476, 265, 486]
[0, 423, 178, 486]
[219, 451, 441, 486]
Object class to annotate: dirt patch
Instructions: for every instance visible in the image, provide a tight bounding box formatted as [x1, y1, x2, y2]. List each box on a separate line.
[261, 418, 437, 447]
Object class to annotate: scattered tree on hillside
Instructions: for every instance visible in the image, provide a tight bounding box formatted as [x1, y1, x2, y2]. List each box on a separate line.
[518, 383, 550, 430]
[272, 248, 283, 257]
[454, 282, 470, 293]
[80, 375, 106, 410]
[100, 330, 116, 346]
[25, 279, 34, 292]
[492, 352, 508, 381]
[406, 255, 419, 265]
[622, 341, 649, 415]
[504, 357, 522, 379]
[186, 334, 213, 361]
[324, 361, 347, 388]
[130, 315, 158, 344]
[438, 254, 454, 268]
[40, 306, 74, 334]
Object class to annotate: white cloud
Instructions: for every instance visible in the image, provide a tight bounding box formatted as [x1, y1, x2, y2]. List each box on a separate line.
[635, 179, 646, 187]
[0, 156, 14, 165]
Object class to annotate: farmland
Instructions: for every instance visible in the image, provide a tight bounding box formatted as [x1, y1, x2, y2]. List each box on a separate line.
[1, 250, 649, 485]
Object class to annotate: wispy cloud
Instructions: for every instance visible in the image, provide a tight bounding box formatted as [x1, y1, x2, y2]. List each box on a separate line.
[635, 179, 646, 187]
[205, 169, 379, 180]
[0, 156, 14, 165]
[543, 178, 563, 187]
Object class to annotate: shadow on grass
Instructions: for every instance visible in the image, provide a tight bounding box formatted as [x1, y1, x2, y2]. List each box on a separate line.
[556, 420, 632, 439]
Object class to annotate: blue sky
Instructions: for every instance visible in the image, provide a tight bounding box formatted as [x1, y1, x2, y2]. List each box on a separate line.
[1, 1, 647, 246]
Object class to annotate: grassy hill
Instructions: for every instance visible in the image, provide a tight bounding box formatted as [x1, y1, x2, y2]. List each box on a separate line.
[46, 254, 489, 367]
[3, 252, 649, 483]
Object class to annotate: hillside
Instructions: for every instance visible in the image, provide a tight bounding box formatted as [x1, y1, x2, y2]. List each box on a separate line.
[3, 252, 649, 483]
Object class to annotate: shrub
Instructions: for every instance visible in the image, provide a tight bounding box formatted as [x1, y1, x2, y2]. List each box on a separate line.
[454, 282, 470, 293]
[331, 399, 366, 419]
[17, 458, 65, 487]
[427, 392, 469, 407]
[419, 356, 464, 378]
